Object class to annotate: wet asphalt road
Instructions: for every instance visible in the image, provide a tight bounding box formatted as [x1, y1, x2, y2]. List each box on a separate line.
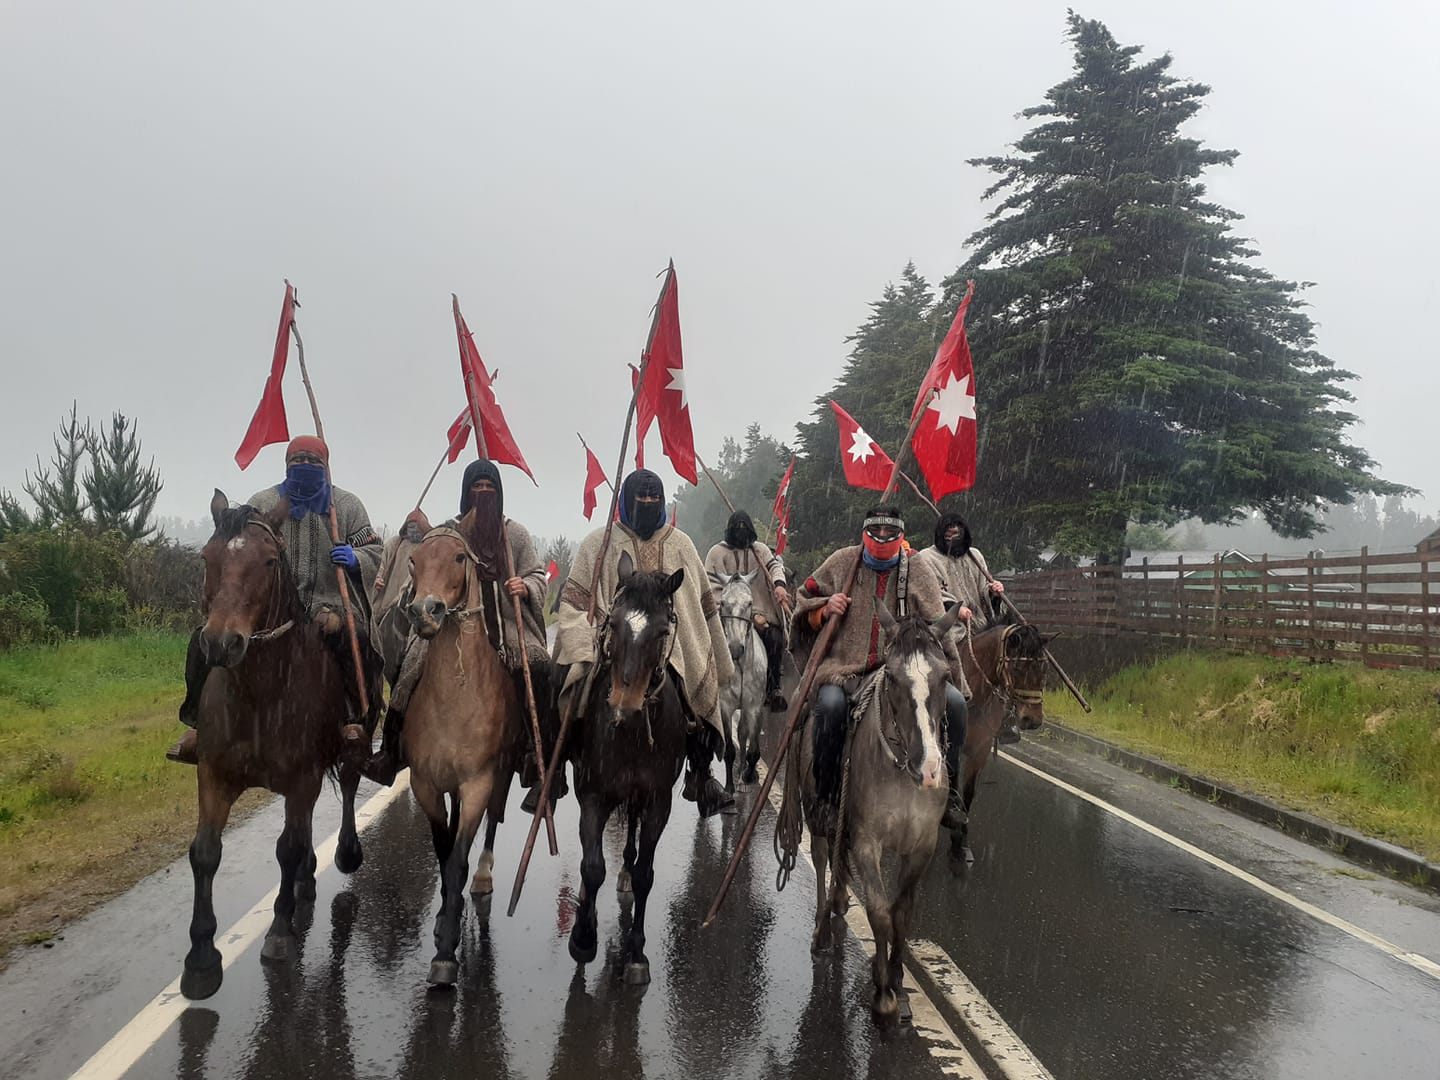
[3, 724, 1440, 1080]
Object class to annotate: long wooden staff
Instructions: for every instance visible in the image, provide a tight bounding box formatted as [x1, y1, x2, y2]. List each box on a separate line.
[286, 281, 369, 719]
[695, 452, 737, 515]
[507, 266, 668, 917]
[702, 390, 936, 928]
[576, 432, 616, 493]
[413, 441, 451, 511]
[458, 332, 558, 855]
[966, 550, 1090, 713]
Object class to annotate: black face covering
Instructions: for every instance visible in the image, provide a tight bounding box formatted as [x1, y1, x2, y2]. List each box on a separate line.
[460, 459, 506, 580]
[725, 511, 757, 549]
[620, 469, 666, 541]
[934, 512, 972, 558]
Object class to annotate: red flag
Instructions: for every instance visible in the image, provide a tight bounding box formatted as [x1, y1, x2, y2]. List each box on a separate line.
[773, 455, 795, 520]
[776, 504, 791, 555]
[670, 500, 678, 526]
[910, 281, 978, 500]
[453, 295, 537, 484]
[546, 559, 559, 583]
[582, 445, 609, 520]
[445, 409, 473, 464]
[830, 400, 895, 491]
[235, 282, 295, 469]
[633, 263, 698, 484]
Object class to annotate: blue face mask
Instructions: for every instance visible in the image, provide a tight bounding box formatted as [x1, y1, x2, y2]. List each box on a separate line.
[862, 549, 902, 572]
[279, 463, 331, 519]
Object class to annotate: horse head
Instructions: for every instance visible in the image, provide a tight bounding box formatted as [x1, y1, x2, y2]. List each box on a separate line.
[873, 604, 960, 789]
[717, 572, 759, 664]
[199, 489, 298, 667]
[407, 519, 478, 640]
[606, 551, 682, 719]
[1004, 624, 1054, 731]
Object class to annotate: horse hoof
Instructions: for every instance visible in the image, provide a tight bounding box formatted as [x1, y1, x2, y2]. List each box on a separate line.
[740, 765, 759, 786]
[260, 935, 295, 964]
[623, 961, 650, 986]
[472, 892, 493, 922]
[335, 839, 364, 875]
[569, 935, 598, 965]
[180, 961, 223, 1001]
[428, 959, 459, 987]
[873, 988, 899, 1025]
[616, 870, 633, 896]
[470, 877, 494, 898]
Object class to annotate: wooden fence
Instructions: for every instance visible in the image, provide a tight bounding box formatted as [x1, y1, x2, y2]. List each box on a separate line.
[1002, 548, 1440, 671]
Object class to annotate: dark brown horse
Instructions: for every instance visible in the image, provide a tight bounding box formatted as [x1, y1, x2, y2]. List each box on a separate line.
[950, 622, 1052, 864]
[403, 519, 523, 986]
[181, 491, 379, 1000]
[567, 552, 688, 986]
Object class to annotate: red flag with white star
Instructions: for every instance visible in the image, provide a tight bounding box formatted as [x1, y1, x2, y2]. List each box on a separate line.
[773, 455, 795, 521]
[582, 445, 609, 520]
[910, 280, 977, 500]
[546, 560, 559, 582]
[445, 408, 472, 464]
[830, 400, 895, 492]
[775, 503, 791, 555]
[235, 282, 295, 469]
[634, 263, 698, 484]
[453, 295, 537, 484]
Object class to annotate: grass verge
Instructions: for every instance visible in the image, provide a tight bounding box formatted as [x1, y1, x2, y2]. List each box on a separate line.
[0, 631, 267, 967]
[1045, 651, 1440, 863]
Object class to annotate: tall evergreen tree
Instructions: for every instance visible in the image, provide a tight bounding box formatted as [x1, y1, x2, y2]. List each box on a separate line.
[949, 13, 1402, 564]
[83, 412, 163, 542]
[22, 402, 91, 529]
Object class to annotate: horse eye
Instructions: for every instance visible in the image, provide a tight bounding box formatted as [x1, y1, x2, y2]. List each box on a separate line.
[455, 553, 465, 564]
[265, 557, 278, 567]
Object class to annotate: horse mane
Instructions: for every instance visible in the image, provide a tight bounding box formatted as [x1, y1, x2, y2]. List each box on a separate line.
[886, 613, 947, 665]
[210, 504, 258, 542]
[1005, 622, 1046, 659]
[615, 569, 674, 615]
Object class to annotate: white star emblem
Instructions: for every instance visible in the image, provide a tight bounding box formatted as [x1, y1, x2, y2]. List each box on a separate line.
[664, 367, 688, 410]
[848, 426, 878, 463]
[927, 373, 976, 435]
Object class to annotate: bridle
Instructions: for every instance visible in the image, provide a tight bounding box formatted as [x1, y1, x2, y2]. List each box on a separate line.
[212, 516, 296, 643]
[967, 624, 1045, 714]
[598, 585, 679, 712]
[416, 526, 489, 626]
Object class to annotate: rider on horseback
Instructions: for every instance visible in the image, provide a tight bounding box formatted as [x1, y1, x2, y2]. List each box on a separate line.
[167, 435, 383, 765]
[704, 510, 790, 711]
[553, 469, 738, 818]
[791, 507, 971, 830]
[372, 508, 431, 686]
[364, 460, 555, 798]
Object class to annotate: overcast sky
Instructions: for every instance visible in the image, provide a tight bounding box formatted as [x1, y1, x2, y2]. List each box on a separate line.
[3, 0, 1436, 544]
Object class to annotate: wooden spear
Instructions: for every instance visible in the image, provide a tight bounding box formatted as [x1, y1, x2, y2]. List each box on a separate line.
[695, 452, 737, 515]
[702, 390, 937, 928]
[576, 432, 616, 493]
[285, 281, 370, 721]
[454, 297, 557, 854]
[507, 262, 670, 917]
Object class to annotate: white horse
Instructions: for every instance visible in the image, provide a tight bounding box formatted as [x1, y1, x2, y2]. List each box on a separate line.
[716, 573, 770, 790]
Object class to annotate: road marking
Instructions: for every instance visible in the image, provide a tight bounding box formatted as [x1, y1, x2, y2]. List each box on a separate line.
[1000, 751, 1440, 983]
[756, 764, 1049, 1080]
[69, 775, 412, 1080]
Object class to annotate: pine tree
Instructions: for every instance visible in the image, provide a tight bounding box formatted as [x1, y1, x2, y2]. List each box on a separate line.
[544, 535, 576, 584]
[83, 412, 163, 542]
[950, 13, 1403, 564]
[22, 402, 91, 529]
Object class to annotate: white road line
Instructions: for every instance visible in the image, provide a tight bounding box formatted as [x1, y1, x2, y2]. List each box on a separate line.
[1000, 750, 1440, 983]
[69, 775, 412, 1080]
[756, 764, 1047, 1080]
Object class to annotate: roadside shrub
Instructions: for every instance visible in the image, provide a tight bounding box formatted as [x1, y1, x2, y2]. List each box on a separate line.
[0, 528, 127, 635]
[0, 591, 54, 650]
[123, 537, 202, 618]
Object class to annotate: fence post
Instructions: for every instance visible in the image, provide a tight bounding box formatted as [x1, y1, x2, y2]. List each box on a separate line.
[1175, 555, 1185, 646]
[1259, 552, 1269, 654]
[1211, 552, 1223, 647]
[1359, 546, 1370, 667]
[1422, 551, 1433, 671]
[1141, 556, 1150, 633]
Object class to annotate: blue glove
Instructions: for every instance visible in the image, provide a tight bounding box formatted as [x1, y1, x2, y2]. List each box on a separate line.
[330, 544, 358, 570]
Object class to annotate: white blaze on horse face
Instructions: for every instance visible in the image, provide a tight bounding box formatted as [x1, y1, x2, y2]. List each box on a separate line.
[226, 537, 246, 553]
[903, 652, 944, 788]
[624, 610, 650, 640]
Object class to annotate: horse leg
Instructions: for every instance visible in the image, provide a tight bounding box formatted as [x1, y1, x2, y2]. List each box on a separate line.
[429, 772, 493, 987]
[810, 830, 835, 954]
[622, 790, 670, 985]
[951, 770, 979, 865]
[412, 777, 452, 922]
[471, 766, 513, 898]
[568, 792, 614, 964]
[335, 761, 364, 874]
[261, 778, 320, 965]
[741, 702, 762, 786]
[854, 842, 899, 1026]
[181, 765, 235, 1000]
[617, 805, 638, 897]
[887, 849, 930, 1023]
[724, 708, 738, 795]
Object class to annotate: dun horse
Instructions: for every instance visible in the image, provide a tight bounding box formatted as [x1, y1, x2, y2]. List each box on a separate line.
[789, 603, 962, 1025]
[567, 553, 688, 985]
[951, 622, 1052, 864]
[181, 492, 378, 1000]
[403, 518, 523, 987]
[717, 573, 768, 788]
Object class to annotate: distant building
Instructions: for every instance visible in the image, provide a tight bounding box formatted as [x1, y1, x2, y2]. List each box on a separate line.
[1419, 527, 1440, 556]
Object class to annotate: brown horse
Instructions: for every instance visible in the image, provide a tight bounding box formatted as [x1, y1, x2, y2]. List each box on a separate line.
[181, 491, 379, 1000]
[403, 519, 521, 987]
[950, 622, 1052, 864]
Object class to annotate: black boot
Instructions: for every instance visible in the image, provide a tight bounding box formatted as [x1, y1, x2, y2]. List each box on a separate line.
[362, 706, 406, 786]
[169, 630, 209, 766]
[941, 685, 969, 830]
[683, 729, 734, 817]
[762, 624, 787, 711]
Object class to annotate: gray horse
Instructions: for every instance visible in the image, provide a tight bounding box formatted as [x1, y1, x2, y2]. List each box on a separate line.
[787, 602, 961, 1025]
[717, 573, 769, 789]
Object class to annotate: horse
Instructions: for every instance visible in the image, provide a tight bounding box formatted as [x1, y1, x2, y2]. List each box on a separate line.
[403, 518, 524, 987]
[567, 552, 688, 986]
[950, 622, 1052, 864]
[788, 602, 962, 1025]
[716, 572, 768, 788]
[180, 491, 379, 1001]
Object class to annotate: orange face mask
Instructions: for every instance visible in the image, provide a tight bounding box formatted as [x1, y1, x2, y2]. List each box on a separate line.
[863, 533, 903, 563]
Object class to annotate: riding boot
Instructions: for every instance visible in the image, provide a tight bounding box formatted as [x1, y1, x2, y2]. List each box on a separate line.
[998, 713, 1023, 744]
[812, 685, 849, 806]
[682, 726, 734, 817]
[322, 620, 378, 766]
[361, 705, 407, 786]
[167, 629, 209, 766]
[518, 661, 569, 814]
[941, 685, 969, 830]
[762, 624, 787, 711]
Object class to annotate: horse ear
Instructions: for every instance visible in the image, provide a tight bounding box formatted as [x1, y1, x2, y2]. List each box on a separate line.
[932, 602, 962, 638]
[617, 551, 635, 583]
[666, 567, 685, 595]
[742, 570, 758, 585]
[874, 601, 899, 639]
[265, 496, 292, 534]
[210, 489, 228, 528]
[1042, 631, 1060, 644]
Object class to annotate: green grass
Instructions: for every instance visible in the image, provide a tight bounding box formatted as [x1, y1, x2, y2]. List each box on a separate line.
[1047, 651, 1440, 862]
[0, 631, 266, 963]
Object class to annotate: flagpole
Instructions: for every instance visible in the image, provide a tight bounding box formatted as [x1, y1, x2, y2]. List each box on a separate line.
[702, 389, 936, 928]
[694, 452, 736, 515]
[899, 469, 941, 515]
[285, 281, 371, 722]
[414, 443, 451, 511]
[509, 261, 671, 918]
[455, 305, 559, 857]
[576, 433, 615, 492]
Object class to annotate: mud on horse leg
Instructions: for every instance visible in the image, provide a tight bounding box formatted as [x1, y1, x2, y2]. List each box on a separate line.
[181, 766, 236, 1001]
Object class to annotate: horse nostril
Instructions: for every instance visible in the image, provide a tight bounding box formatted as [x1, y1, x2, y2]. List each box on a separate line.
[424, 598, 445, 619]
[729, 641, 744, 663]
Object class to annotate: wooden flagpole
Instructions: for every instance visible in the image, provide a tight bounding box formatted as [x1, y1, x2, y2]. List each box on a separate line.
[695, 452, 737, 515]
[576, 432, 616, 492]
[414, 442, 451, 511]
[702, 389, 936, 928]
